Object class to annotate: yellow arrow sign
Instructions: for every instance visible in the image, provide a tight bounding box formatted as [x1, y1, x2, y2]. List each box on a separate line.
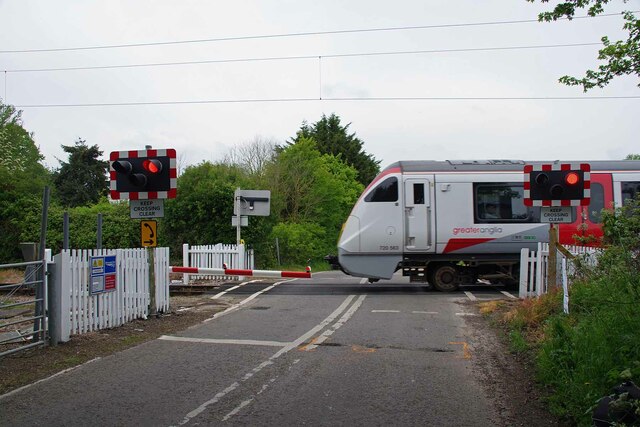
[141, 220, 157, 247]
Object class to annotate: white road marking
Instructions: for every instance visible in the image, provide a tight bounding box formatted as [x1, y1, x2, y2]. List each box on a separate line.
[455, 313, 479, 317]
[210, 279, 261, 300]
[203, 279, 296, 323]
[174, 294, 359, 426]
[223, 377, 276, 422]
[501, 291, 518, 299]
[371, 310, 400, 313]
[222, 398, 254, 421]
[304, 295, 367, 351]
[464, 291, 477, 301]
[412, 311, 439, 314]
[158, 336, 290, 347]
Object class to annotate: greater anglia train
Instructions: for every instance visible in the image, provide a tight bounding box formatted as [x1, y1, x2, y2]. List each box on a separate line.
[330, 160, 640, 291]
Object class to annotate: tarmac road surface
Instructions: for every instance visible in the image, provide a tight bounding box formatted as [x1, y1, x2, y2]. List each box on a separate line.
[1, 271, 519, 426]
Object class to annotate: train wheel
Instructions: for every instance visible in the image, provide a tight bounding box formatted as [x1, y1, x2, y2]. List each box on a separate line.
[431, 264, 459, 292]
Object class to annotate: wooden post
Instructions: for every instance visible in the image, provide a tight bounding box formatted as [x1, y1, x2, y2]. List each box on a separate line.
[548, 223, 558, 289]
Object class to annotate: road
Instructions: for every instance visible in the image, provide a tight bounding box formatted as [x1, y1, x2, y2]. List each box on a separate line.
[1, 271, 520, 426]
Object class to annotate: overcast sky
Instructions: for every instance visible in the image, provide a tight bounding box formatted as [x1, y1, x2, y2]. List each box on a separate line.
[1, 0, 638, 173]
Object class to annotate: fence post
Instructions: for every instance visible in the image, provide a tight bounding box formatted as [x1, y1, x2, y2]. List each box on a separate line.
[519, 248, 529, 298]
[535, 243, 544, 296]
[148, 247, 156, 317]
[182, 243, 190, 285]
[238, 243, 245, 281]
[50, 251, 71, 344]
[562, 258, 569, 314]
[548, 224, 558, 289]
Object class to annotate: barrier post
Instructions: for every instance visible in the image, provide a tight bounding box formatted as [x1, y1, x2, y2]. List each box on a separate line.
[182, 243, 190, 285]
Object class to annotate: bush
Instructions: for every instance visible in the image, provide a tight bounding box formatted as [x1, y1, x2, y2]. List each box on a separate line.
[270, 222, 329, 266]
[534, 196, 640, 425]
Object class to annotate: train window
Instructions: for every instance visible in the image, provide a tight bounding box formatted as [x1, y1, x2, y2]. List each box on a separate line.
[413, 183, 425, 204]
[365, 177, 398, 202]
[588, 183, 605, 223]
[474, 183, 538, 223]
[622, 181, 640, 205]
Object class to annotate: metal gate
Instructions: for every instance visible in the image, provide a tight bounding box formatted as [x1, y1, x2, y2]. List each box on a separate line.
[0, 259, 48, 357]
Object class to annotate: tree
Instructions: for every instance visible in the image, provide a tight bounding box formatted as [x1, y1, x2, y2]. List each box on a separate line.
[626, 153, 640, 160]
[54, 139, 108, 208]
[527, 1, 639, 91]
[265, 138, 363, 263]
[162, 162, 252, 256]
[0, 101, 51, 261]
[289, 114, 380, 186]
[222, 136, 276, 178]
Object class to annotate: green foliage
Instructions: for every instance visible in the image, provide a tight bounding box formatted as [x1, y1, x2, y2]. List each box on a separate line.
[265, 138, 363, 264]
[270, 222, 329, 264]
[54, 139, 108, 208]
[18, 199, 138, 253]
[172, 137, 363, 268]
[626, 154, 640, 160]
[528, 2, 640, 91]
[162, 162, 253, 257]
[508, 329, 529, 353]
[0, 103, 47, 182]
[289, 114, 380, 186]
[0, 101, 52, 261]
[1, 106, 368, 273]
[533, 196, 640, 424]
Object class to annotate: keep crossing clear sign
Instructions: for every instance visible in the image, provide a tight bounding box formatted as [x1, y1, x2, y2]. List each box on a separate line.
[130, 199, 165, 219]
[541, 206, 573, 223]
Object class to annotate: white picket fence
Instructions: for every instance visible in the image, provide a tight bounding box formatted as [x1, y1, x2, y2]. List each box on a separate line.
[52, 248, 170, 342]
[181, 243, 254, 284]
[519, 243, 598, 298]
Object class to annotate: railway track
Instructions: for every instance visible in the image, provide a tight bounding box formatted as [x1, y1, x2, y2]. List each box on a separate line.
[169, 283, 231, 295]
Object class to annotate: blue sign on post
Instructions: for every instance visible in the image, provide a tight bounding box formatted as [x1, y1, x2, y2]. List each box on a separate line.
[90, 255, 117, 295]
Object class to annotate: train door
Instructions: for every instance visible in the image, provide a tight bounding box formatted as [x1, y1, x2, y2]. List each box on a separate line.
[403, 177, 435, 252]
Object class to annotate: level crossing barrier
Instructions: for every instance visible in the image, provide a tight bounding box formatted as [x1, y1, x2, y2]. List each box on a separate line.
[171, 264, 312, 280]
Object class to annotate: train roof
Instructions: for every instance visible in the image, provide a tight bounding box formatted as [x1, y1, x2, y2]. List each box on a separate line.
[383, 160, 640, 173]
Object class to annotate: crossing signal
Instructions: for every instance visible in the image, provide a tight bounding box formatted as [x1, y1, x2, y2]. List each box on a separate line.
[524, 163, 590, 206]
[143, 159, 162, 174]
[110, 149, 177, 200]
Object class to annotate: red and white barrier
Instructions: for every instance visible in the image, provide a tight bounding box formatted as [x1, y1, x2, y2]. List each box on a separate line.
[170, 265, 312, 279]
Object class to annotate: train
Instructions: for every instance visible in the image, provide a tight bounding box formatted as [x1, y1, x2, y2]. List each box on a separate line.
[331, 160, 640, 291]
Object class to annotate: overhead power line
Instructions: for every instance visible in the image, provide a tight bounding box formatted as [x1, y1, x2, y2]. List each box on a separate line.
[5, 42, 603, 74]
[13, 95, 640, 108]
[0, 11, 632, 54]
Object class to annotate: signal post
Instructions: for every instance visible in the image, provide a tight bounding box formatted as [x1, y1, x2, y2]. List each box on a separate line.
[110, 147, 177, 315]
[524, 163, 590, 288]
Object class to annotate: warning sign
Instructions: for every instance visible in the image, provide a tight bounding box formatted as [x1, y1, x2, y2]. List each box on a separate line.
[141, 220, 157, 247]
[89, 255, 117, 295]
[541, 206, 573, 223]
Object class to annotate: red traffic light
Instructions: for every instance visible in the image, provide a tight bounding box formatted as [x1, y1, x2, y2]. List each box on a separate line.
[143, 159, 162, 174]
[565, 172, 580, 185]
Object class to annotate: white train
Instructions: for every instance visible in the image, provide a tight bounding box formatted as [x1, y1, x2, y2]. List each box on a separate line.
[333, 160, 640, 291]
